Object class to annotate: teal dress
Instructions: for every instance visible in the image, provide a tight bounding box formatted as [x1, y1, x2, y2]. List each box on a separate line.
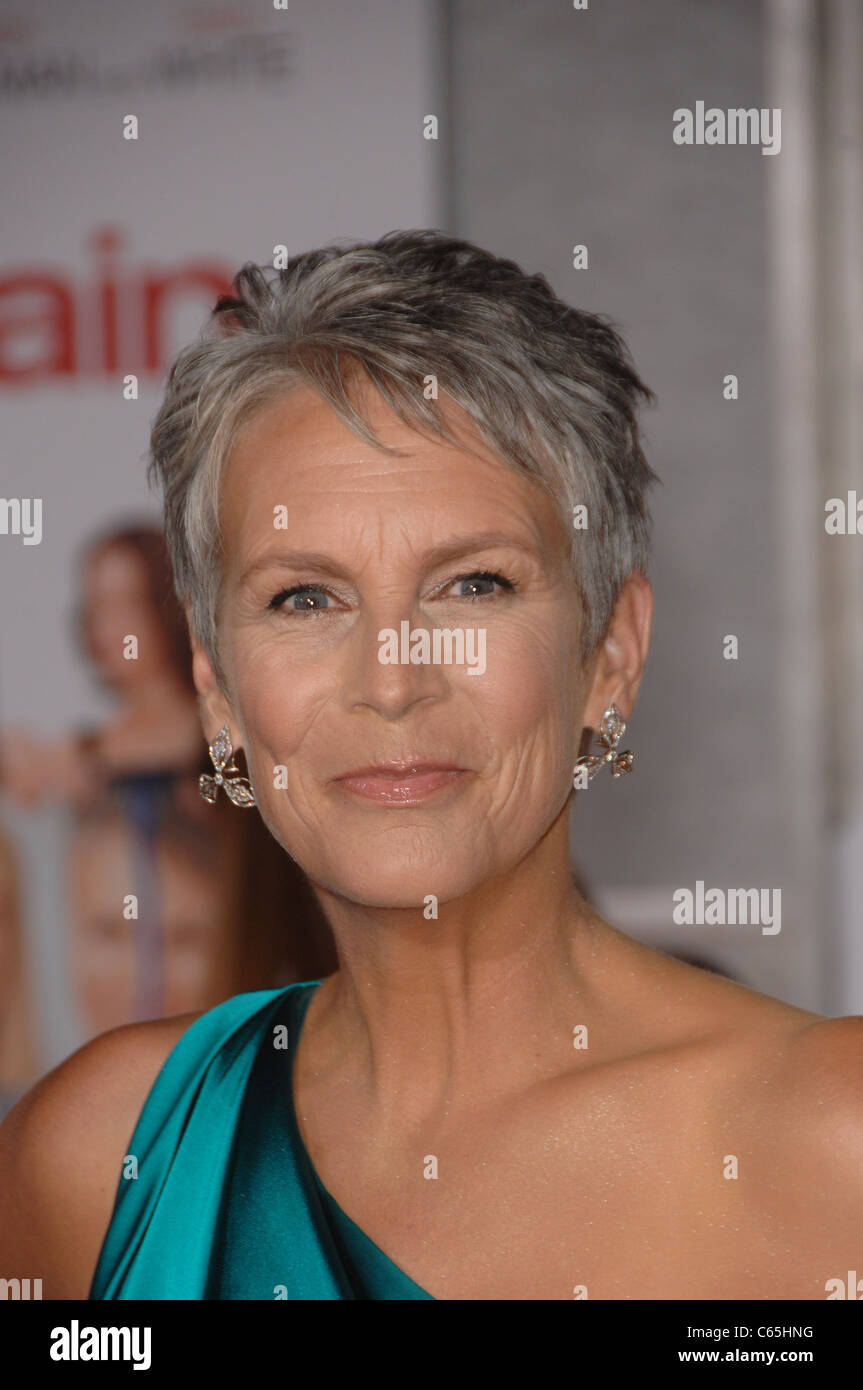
[89, 980, 436, 1300]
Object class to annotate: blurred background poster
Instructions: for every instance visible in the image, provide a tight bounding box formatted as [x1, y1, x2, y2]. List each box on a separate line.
[2, 0, 862, 1115]
[0, 0, 442, 1102]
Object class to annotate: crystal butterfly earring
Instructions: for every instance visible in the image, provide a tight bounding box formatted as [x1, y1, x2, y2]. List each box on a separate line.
[198, 725, 257, 807]
[574, 702, 634, 783]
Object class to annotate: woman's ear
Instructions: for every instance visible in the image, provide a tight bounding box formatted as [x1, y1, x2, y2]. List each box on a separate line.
[184, 604, 238, 743]
[582, 572, 654, 730]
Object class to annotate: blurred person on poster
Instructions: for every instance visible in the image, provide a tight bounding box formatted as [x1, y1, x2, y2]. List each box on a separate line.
[0, 822, 39, 1121]
[0, 525, 337, 1030]
[67, 801, 231, 1039]
[1, 525, 211, 810]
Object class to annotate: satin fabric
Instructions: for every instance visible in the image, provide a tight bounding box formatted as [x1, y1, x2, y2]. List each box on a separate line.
[89, 980, 436, 1300]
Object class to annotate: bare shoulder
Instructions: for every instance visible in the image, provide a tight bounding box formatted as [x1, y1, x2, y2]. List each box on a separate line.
[645, 935, 862, 1110]
[0, 1010, 203, 1299]
[603, 922, 862, 1155]
[602, 927, 863, 1278]
[730, 1010, 863, 1276]
[769, 1011, 863, 1156]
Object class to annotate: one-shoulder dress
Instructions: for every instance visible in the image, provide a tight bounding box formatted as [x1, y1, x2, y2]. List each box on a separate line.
[88, 980, 436, 1300]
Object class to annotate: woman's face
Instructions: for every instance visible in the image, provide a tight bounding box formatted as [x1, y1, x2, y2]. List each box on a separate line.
[80, 544, 169, 688]
[204, 382, 593, 907]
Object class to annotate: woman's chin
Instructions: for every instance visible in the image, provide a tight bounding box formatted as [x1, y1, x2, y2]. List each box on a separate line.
[310, 859, 483, 911]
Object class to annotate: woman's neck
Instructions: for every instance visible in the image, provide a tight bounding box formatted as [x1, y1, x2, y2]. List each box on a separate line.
[302, 810, 600, 1126]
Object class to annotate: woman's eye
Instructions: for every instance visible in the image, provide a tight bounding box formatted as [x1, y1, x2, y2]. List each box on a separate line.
[267, 570, 516, 614]
[443, 570, 515, 600]
[268, 585, 335, 614]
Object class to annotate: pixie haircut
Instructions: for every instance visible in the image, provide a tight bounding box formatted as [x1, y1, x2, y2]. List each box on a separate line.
[148, 228, 659, 690]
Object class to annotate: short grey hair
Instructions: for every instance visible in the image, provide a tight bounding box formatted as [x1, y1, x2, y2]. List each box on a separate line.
[148, 228, 659, 690]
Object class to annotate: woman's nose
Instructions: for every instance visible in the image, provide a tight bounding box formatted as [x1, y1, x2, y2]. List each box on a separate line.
[338, 600, 450, 719]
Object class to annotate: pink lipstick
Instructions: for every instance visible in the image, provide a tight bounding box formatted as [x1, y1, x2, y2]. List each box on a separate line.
[332, 761, 471, 805]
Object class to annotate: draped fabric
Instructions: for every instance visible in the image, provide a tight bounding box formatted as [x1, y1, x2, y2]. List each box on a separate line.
[89, 980, 435, 1300]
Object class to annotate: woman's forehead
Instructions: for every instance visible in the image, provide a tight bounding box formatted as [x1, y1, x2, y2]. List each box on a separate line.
[222, 386, 561, 532]
[228, 380, 491, 471]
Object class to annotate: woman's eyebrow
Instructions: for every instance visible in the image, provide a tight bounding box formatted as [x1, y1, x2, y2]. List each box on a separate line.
[238, 531, 540, 586]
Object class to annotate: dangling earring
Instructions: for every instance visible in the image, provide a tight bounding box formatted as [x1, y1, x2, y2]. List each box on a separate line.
[575, 702, 634, 783]
[198, 725, 257, 807]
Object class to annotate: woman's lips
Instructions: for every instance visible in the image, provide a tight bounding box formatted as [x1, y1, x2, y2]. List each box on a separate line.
[332, 765, 471, 804]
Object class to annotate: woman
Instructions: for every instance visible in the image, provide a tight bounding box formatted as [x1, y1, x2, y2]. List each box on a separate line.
[67, 800, 237, 1039]
[1, 229, 860, 1300]
[0, 524, 336, 1018]
[0, 525, 205, 810]
[0, 822, 38, 1121]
